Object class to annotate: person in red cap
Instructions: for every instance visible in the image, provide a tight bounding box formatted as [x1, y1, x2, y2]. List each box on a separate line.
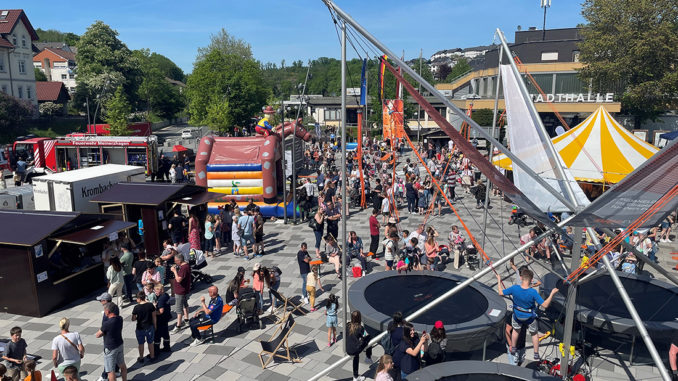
[255, 106, 276, 137]
[424, 321, 447, 365]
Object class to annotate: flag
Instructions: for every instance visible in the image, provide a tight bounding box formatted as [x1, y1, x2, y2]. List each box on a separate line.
[378, 55, 387, 103]
[360, 58, 367, 106]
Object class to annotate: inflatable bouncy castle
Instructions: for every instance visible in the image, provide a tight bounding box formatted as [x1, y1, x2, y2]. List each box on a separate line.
[195, 118, 312, 218]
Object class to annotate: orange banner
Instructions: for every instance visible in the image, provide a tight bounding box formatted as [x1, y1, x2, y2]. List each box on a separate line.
[382, 99, 405, 139]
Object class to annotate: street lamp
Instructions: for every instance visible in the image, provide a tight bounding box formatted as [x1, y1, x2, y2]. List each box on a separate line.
[541, 0, 551, 41]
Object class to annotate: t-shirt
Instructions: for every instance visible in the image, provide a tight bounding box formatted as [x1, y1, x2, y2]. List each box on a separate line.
[173, 262, 191, 295]
[297, 250, 311, 275]
[132, 302, 156, 331]
[3, 339, 27, 367]
[156, 293, 171, 321]
[133, 259, 151, 283]
[120, 250, 134, 275]
[369, 215, 380, 236]
[206, 296, 224, 324]
[23, 372, 41, 381]
[381, 197, 390, 213]
[51, 332, 82, 365]
[503, 285, 544, 321]
[395, 340, 420, 374]
[169, 216, 184, 235]
[101, 316, 123, 350]
[204, 221, 213, 239]
[238, 215, 254, 236]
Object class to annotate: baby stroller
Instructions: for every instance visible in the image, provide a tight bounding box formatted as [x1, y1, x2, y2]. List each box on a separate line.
[236, 290, 263, 332]
[508, 206, 530, 227]
[188, 249, 213, 284]
[349, 186, 362, 208]
[464, 244, 480, 271]
[438, 245, 450, 269]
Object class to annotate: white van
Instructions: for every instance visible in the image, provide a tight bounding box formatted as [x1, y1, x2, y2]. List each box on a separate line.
[181, 128, 200, 139]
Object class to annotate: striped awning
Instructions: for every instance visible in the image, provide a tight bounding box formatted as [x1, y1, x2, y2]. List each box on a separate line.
[493, 106, 659, 184]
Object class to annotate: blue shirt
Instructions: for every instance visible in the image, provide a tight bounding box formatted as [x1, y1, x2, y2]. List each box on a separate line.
[503, 285, 544, 321]
[207, 295, 224, 324]
[238, 215, 254, 236]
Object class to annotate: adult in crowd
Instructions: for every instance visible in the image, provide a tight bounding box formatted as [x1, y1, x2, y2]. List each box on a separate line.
[188, 213, 201, 250]
[347, 231, 368, 276]
[267, 265, 282, 313]
[311, 209, 325, 258]
[424, 234, 440, 271]
[131, 292, 156, 363]
[405, 179, 417, 214]
[253, 208, 265, 257]
[170, 253, 191, 333]
[346, 311, 373, 381]
[132, 252, 151, 293]
[119, 248, 135, 305]
[153, 284, 171, 354]
[425, 321, 447, 365]
[51, 318, 85, 377]
[325, 200, 341, 241]
[141, 262, 161, 292]
[393, 323, 427, 379]
[368, 209, 380, 256]
[238, 209, 256, 260]
[1, 327, 27, 381]
[324, 235, 343, 279]
[95, 303, 127, 381]
[297, 242, 311, 305]
[384, 232, 399, 271]
[106, 257, 125, 308]
[204, 214, 215, 258]
[188, 286, 224, 347]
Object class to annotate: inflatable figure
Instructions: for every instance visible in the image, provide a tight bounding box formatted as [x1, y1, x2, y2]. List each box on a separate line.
[255, 106, 276, 137]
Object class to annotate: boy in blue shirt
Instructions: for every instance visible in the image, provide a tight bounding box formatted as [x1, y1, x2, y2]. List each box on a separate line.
[496, 268, 558, 360]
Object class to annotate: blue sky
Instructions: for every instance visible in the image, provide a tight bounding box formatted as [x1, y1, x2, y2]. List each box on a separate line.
[12, 0, 585, 74]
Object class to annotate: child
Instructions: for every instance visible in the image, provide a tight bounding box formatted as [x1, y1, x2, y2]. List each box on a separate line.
[145, 282, 157, 303]
[252, 263, 266, 312]
[325, 294, 339, 347]
[23, 359, 41, 381]
[1, 326, 27, 380]
[306, 264, 323, 311]
[231, 216, 241, 256]
[375, 354, 394, 381]
[396, 255, 408, 273]
[154, 257, 166, 284]
[0, 364, 8, 381]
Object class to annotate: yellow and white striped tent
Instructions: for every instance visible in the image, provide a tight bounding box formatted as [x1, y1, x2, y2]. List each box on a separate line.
[492, 106, 659, 184]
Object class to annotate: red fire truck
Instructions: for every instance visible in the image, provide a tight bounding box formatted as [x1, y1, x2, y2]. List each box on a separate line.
[11, 135, 159, 175]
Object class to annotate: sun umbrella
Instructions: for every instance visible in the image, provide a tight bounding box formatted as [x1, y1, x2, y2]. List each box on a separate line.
[172, 145, 188, 152]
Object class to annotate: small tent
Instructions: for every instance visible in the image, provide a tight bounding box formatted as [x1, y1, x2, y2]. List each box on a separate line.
[493, 106, 659, 184]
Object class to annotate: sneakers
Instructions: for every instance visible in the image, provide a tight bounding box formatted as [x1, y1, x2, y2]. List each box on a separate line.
[353, 377, 366, 381]
[170, 326, 182, 334]
[533, 352, 540, 361]
[189, 338, 204, 347]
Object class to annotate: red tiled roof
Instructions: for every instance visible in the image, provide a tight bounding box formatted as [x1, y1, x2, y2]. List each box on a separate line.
[35, 81, 70, 103]
[50, 48, 76, 61]
[0, 37, 13, 48]
[0, 10, 39, 41]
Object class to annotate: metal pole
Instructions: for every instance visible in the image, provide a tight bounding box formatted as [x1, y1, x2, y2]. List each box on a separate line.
[481, 45, 503, 253]
[542, 6, 547, 41]
[281, 102, 288, 224]
[587, 227, 671, 381]
[292, 64, 312, 225]
[86, 97, 91, 128]
[322, 0, 576, 211]
[309, 215, 577, 381]
[340, 20, 349, 356]
[560, 227, 582, 373]
[417, 48, 422, 144]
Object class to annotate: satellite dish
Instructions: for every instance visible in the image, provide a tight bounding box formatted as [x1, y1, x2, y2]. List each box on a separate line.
[555, 126, 565, 136]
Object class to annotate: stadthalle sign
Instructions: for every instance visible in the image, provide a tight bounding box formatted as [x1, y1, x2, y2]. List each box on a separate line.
[530, 92, 614, 103]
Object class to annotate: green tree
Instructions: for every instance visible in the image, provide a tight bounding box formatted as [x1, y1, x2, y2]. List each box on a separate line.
[34, 67, 47, 81]
[579, 0, 678, 126]
[0, 93, 34, 137]
[36, 28, 80, 46]
[195, 28, 253, 63]
[186, 49, 269, 132]
[133, 49, 185, 119]
[447, 58, 471, 82]
[75, 21, 141, 117]
[104, 86, 131, 135]
[39, 102, 63, 118]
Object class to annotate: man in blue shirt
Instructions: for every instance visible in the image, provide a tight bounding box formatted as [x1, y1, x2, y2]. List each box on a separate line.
[238, 210, 256, 260]
[496, 268, 558, 360]
[188, 286, 224, 346]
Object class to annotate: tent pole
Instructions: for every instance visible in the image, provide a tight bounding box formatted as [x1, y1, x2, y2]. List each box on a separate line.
[481, 44, 504, 253]
[309, 215, 578, 381]
[560, 227, 582, 373]
[321, 0, 576, 211]
[340, 19, 349, 357]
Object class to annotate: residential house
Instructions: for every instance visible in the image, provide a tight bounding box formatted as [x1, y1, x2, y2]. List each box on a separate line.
[33, 47, 77, 92]
[36, 81, 71, 115]
[0, 9, 38, 107]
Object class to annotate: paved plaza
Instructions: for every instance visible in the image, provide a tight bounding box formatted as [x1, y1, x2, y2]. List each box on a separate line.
[1, 165, 675, 381]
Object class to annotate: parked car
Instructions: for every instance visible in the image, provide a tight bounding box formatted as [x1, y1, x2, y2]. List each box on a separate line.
[181, 128, 200, 139]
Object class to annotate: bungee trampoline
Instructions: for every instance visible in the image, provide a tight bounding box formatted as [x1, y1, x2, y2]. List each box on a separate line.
[406, 360, 560, 381]
[348, 271, 507, 352]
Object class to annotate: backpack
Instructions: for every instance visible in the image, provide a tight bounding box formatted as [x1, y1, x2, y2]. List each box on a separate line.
[427, 340, 444, 364]
[380, 332, 396, 355]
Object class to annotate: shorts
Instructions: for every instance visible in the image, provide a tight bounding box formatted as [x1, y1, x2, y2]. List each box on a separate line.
[174, 293, 189, 314]
[241, 234, 254, 247]
[255, 233, 263, 243]
[135, 326, 155, 344]
[382, 212, 389, 217]
[386, 259, 394, 268]
[204, 236, 214, 251]
[512, 315, 538, 335]
[104, 344, 125, 372]
[326, 315, 338, 328]
[661, 221, 669, 229]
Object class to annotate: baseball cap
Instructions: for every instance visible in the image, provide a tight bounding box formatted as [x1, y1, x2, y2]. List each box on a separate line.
[96, 292, 112, 302]
[253, 263, 261, 271]
[237, 266, 246, 273]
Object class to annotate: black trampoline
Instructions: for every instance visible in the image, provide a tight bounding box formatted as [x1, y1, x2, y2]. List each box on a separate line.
[544, 272, 678, 338]
[406, 360, 560, 381]
[348, 271, 506, 352]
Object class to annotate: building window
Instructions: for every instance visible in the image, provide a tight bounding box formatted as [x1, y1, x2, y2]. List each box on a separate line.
[1, 85, 7, 94]
[554, 73, 587, 94]
[12, 34, 17, 45]
[541, 52, 559, 61]
[324, 109, 341, 121]
[21, 35, 26, 48]
[524, 73, 554, 94]
[26, 87, 31, 99]
[572, 51, 580, 62]
[0, 56, 4, 71]
[18, 60, 26, 74]
[18, 86, 23, 98]
[69, 74, 74, 79]
[61, 74, 67, 80]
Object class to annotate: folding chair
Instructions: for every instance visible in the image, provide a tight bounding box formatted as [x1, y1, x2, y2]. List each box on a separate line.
[269, 289, 307, 323]
[258, 314, 300, 368]
[196, 304, 233, 343]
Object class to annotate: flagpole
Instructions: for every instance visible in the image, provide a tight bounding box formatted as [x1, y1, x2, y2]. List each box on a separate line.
[340, 19, 349, 356]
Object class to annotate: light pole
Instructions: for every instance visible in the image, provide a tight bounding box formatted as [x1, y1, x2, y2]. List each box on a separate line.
[541, 0, 551, 41]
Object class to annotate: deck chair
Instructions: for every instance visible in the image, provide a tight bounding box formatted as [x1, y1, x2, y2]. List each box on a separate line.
[269, 288, 307, 322]
[196, 304, 233, 343]
[258, 314, 300, 368]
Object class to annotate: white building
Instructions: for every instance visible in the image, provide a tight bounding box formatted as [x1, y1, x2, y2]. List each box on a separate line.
[0, 9, 38, 107]
[33, 47, 77, 92]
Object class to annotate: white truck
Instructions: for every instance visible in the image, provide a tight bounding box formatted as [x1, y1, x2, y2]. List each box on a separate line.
[32, 164, 145, 213]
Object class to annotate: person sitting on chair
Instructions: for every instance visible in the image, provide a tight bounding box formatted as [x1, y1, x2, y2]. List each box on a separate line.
[188, 286, 224, 347]
[255, 106, 276, 137]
